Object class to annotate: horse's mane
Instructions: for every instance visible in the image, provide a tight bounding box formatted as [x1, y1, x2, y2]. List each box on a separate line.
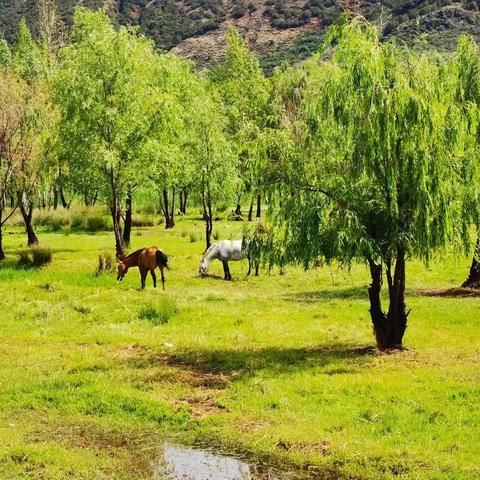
[202, 243, 217, 259]
[124, 248, 144, 261]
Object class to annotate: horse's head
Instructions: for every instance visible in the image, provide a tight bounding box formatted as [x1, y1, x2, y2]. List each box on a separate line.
[199, 257, 208, 276]
[117, 262, 128, 282]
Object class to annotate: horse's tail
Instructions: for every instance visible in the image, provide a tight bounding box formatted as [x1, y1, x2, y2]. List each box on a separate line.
[156, 250, 169, 270]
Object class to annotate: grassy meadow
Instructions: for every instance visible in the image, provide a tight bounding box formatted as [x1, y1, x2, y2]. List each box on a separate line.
[0, 208, 479, 479]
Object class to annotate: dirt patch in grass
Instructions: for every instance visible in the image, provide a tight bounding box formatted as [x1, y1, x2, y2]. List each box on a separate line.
[416, 287, 480, 297]
[176, 395, 227, 419]
[119, 344, 151, 358]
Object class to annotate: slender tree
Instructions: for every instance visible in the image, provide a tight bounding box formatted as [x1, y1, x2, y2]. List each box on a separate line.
[185, 78, 237, 250]
[54, 10, 163, 258]
[212, 29, 271, 219]
[0, 70, 45, 255]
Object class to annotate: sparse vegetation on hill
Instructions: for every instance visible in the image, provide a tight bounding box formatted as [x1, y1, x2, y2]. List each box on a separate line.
[2, 0, 480, 68]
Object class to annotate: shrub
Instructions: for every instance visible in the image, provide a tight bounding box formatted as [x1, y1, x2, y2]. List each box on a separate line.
[213, 230, 220, 240]
[85, 214, 109, 232]
[189, 232, 198, 243]
[31, 245, 52, 267]
[131, 214, 155, 227]
[18, 246, 52, 268]
[17, 250, 32, 267]
[96, 251, 115, 275]
[138, 298, 178, 325]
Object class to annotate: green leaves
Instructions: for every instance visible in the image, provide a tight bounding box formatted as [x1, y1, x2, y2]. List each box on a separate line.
[260, 19, 470, 269]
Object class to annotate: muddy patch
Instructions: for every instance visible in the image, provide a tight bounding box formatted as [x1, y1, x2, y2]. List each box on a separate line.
[155, 443, 293, 479]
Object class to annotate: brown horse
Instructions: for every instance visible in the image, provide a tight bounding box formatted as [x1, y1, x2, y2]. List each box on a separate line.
[117, 246, 169, 289]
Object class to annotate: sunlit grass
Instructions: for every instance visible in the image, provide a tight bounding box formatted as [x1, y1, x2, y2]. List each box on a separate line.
[0, 215, 479, 479]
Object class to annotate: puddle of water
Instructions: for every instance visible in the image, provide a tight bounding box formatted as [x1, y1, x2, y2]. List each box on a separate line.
[155, 443, 283, 480]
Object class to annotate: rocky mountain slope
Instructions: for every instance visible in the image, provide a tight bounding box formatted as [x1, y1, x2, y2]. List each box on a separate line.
[1, 0, 480, 70]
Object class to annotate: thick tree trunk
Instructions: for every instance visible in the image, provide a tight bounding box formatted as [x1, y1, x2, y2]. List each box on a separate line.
[162, 188, 174, 229]
[462, 237, 480, 288]
[18, 192, 39, 247]
[368, 247, 408, 350]
[248, 202, 253, 222]
[123, 190, 132, 247]
[256, 193, 261, 218]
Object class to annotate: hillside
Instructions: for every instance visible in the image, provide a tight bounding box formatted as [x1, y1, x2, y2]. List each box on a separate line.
[1, 0, 480, 69]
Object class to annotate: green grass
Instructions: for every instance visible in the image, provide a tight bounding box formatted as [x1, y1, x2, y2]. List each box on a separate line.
[0, 214, 479, 479]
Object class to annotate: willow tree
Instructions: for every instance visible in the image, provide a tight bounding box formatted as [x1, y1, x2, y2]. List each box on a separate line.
[144, 54, 197, 230]
[54, 9, 163, 257]
[212, 29, 271, 219]
[185, 77, 237, 250]
[453, 35, 480, 289]
[263, 20, 464, 350]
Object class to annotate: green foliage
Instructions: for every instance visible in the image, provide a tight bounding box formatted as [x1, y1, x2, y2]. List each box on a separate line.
[12, 18, 42, 80]
[266, 20, 467, 266]
[0, 32, 11, 67]
[138, 298, 178, 325]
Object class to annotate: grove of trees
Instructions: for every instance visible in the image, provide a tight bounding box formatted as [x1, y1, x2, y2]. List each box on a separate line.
[1, 5, 480, 349]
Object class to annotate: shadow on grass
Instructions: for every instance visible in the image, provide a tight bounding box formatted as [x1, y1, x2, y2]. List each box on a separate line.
[124, 343, 374, 379]
[284, 286, 367, 303]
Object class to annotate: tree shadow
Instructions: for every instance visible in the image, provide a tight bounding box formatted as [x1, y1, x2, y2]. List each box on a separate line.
[284, 286, 368, 303]
[123, 343, 375, 379]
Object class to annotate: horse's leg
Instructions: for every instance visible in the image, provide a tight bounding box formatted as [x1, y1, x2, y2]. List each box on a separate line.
[140, 268, 147, 289]
[160, 266, 165, 290]
[222, 260, 229, 280]
[151, 270, 157, 288]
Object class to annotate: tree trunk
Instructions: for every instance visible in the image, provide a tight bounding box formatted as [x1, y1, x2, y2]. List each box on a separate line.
[60, 187, 68, 209]
[235, 193, 242, 217]
[111, 203, 124, 259]
[256, 193, 261, 218]
[53, 187, 58, 210]
[169, 188, 175, 228]
[163, 188, 174, 229]
[368, 247, 408, 350]
[0, 210, 4, 261]
[123, 190, 132, 247]
[462, 237, 480, 288]
[18, 192, 39, 247]
[248, 202, 253, 222]
[180, 189, 188, 214]
[110, 175, 124, 259]
[203, 191, 213, 251]
[0, 228, 4, 261]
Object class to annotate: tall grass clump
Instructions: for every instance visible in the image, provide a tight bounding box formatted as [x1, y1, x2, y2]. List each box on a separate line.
[138, 298, 178, 325]
[17, 246, 52, 268]
[33, 210, 70, 232]
[96, 251, 115, 276]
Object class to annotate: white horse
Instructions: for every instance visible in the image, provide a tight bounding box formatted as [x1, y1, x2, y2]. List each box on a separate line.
[199, 240, 258, 280]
